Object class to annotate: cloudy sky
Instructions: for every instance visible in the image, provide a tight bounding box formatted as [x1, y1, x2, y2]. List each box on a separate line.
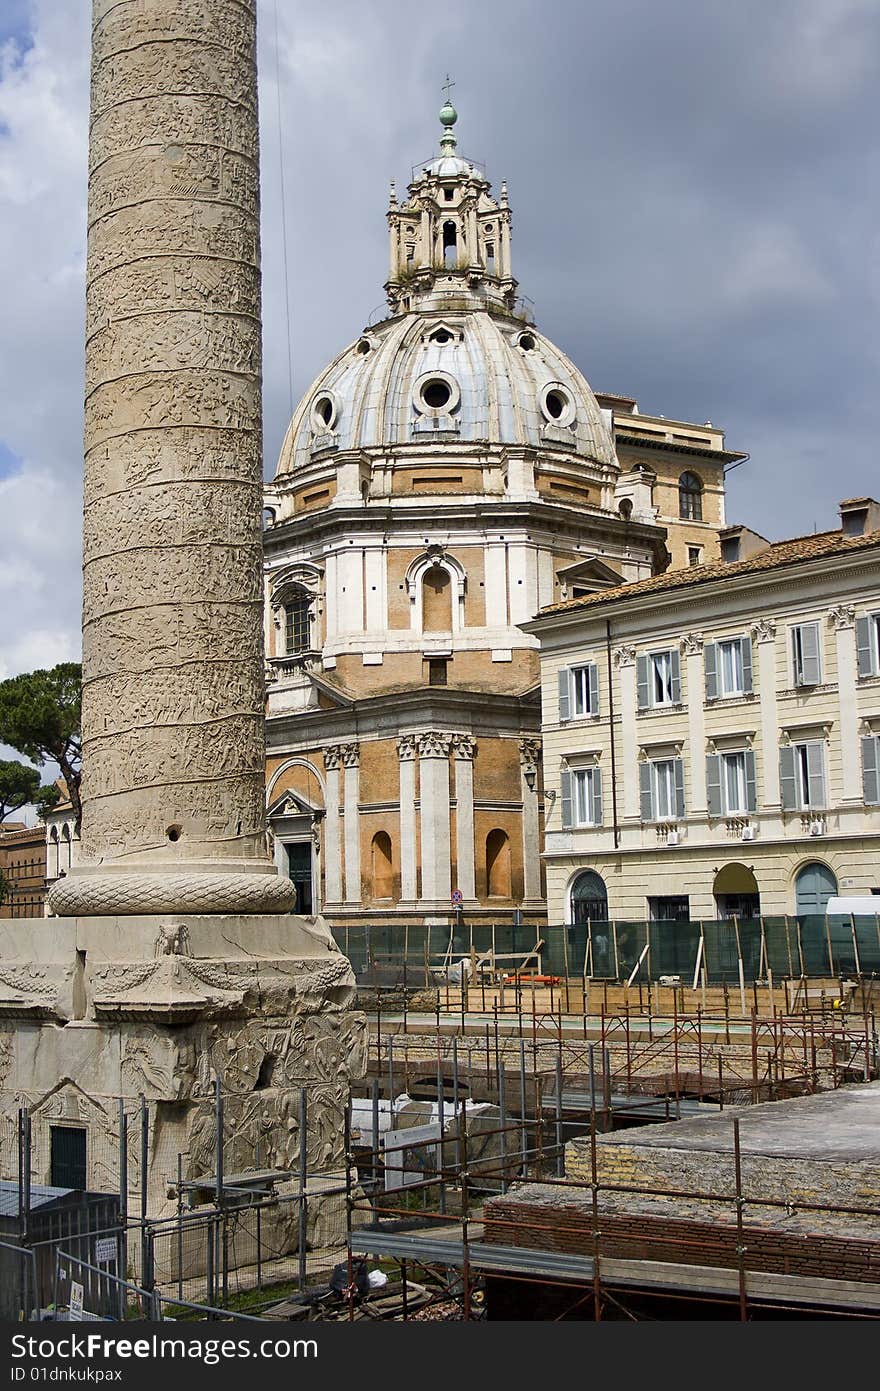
[1, 0, 879, 688]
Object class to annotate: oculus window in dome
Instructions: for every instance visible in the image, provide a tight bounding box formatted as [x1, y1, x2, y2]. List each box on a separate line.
[273, 97, 617, 478]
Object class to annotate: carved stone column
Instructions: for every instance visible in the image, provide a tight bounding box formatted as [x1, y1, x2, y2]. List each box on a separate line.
[0, 1, 363, 1226]
[418, 732, 452, 906]
[397, 735, 418, 904]
[451, 735, 477, 904]
[49, 0, 292, 918]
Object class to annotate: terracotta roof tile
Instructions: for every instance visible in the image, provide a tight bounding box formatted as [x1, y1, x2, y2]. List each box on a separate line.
[537, 528, 880, 617]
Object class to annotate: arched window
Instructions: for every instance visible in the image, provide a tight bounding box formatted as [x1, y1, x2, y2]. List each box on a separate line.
[422, 566, 452, 631]
[371, 832, 394, 900]
[486, 829, 511, 898]
[679, 471, 703, 521]
[570, 870, 608, 925]
[285, 589, 312, 654]
[443, 221, 458, 270]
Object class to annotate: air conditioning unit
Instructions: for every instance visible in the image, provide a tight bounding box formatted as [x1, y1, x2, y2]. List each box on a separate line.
[809, 818, 825, 837]
[666, 829, 680, 846]
[741, 824, 755, 841]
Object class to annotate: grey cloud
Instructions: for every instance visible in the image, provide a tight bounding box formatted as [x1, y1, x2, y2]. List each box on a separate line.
[1, 0, 877, 680]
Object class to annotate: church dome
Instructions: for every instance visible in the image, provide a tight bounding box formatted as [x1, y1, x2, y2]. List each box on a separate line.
[276, 309, 616, 474]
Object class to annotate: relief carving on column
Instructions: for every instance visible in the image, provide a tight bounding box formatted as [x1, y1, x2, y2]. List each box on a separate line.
[751, 618, 777, 643]
[397, 734, 417, 762]
[828, 604, 855, 631]
[614, 644, 636, 668]
[417, 731, 453, 758]
[451, 734, 477, 761]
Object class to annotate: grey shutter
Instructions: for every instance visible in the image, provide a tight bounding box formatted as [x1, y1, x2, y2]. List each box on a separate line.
[560, 768, 573, 828]
[744, 749, 757, 812]
[590, 768, 603, 826]
[862, 735, 880, 804]
[639, 762, 653, 821]
[588, 662, 599, 716]
[706, 754, 722, 817]
[637, 654, 650, 710]
[780, 745, 798, 810]
[673, 757, 685, 819]
[740, 637, 753, 694]
[806, 742, 826, 808]
[558, 668, 571, 722]
[670, 648, 682, 703]
[704, 641, 718, 700]
[857, 616, 875, 678]
[800, 623, 821, 685]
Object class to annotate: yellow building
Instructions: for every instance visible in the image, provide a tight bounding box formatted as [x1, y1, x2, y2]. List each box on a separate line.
[596, 391, 748, 571]
[524, 499, 880, 937]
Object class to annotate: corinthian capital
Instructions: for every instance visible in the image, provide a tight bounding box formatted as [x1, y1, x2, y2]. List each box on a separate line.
[397, 734, 417, 762]
[828, 604, 855, 631]
[324, 744, 343, 770]
[451, 734, 477, 761]
[418, 731, 452, 758]
[614, 644, 636, 668]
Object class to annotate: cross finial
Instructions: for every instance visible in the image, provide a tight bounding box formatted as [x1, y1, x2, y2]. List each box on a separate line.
[442, 74, 455, 104]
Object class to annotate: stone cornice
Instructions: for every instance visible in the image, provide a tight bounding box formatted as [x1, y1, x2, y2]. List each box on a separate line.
[262, 496, 667, 556]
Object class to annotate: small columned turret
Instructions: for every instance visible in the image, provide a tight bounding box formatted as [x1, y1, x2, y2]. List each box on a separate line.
[384, 89, 519, 317]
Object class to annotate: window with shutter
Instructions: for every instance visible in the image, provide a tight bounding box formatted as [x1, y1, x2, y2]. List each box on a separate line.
[558, 669, 571, 722]
[706, 753, 722, 815]
[673, 757, 685, 819]
[780, 745, 798, 810]
[704, 642, 718, 700]
[783, 740, 827, 810]
[791, 623, 821, 686]
[720, 751, 748, 814]
[636, 654, 650, 710]
[744, 749, 757, 812]
[560, 768, 573, 828]
[804, 741, 826, 809]
[639, 762, 653, 821]
[862, 735, 880, 804]
[856, 615, 880, 678]
[571, 767, 602, 826]
[642, 650, 679, 707]
[570, 663, 599, 718]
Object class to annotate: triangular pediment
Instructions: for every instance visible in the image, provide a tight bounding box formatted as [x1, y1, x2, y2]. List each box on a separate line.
[556, 556, 624, 591]
[267, 788, 321, 818]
